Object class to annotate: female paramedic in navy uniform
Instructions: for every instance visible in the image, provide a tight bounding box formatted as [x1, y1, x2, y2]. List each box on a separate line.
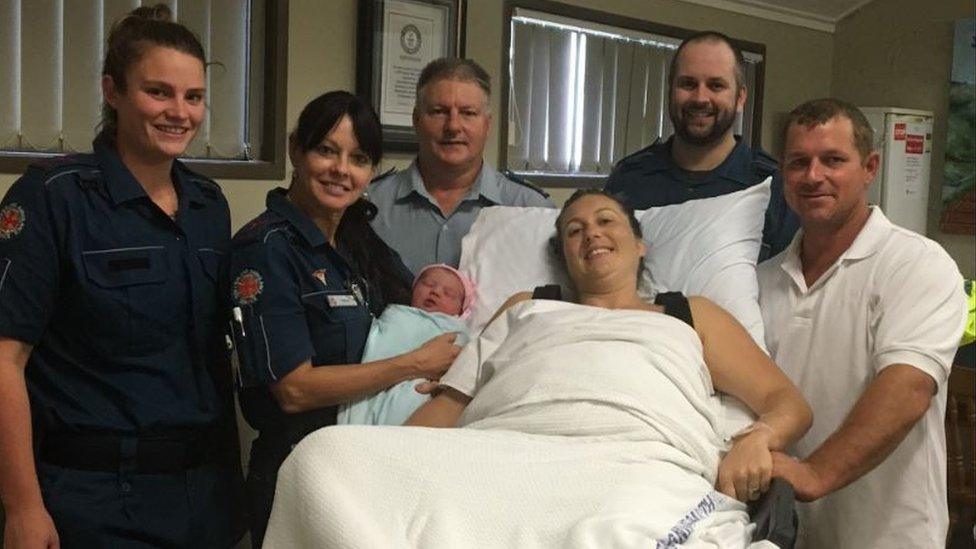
[230, 90, 461, 547]
[0, 5, 244, 548]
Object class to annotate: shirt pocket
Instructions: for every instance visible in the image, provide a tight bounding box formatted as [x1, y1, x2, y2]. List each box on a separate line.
[300, 290, 370, 364]
[81, 246, 172, 356]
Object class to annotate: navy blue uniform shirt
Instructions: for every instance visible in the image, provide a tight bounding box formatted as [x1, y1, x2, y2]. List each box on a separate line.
[0, 135, 233, 435]
[605, 137, 799, 261]
[231, 188, 411, 441]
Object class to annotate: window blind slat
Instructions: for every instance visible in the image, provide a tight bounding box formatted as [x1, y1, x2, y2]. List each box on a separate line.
[623, 45, 648, 156]
[610, 41, 633, 165]
[509, 21, 533, 170]
[579, 34, 604, 173]
[642, 47, 669, 145]
[208, 0, 248, 158]
[0, 0, 21, 148]
[598, 40, 617, 173]
[526, 25, 549, 171]
[62, 1, 104, 152]
[175, 0, 211, 158]
[546, 28, 573, 172]
[21, 0, 62, 151]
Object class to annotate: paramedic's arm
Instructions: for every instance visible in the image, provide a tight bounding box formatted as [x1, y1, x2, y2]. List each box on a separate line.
[405, 388, 471, 427]
[0, 338, 60, 549]
[692, 297, 813, 501]
[772, 364, 933, 502]
[270, 333, 461, 414]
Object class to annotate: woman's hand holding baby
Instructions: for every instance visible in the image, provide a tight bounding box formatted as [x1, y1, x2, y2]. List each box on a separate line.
[407, 332, 461, 380]
[716, 421, 775, 502]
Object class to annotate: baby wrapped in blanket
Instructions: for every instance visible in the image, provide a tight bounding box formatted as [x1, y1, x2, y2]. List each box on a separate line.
[337, 264, 474, 425]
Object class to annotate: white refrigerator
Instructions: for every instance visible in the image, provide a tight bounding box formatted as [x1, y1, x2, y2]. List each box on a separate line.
[860, 107, 934, 235]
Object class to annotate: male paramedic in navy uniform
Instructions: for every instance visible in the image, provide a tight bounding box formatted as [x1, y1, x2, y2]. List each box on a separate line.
[605, 31, 797, 261]
[760, 99, 967, 548]
[369, 58, 555, 274]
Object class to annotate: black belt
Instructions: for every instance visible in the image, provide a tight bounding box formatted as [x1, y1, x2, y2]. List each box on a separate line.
[40, 430, 219, 474]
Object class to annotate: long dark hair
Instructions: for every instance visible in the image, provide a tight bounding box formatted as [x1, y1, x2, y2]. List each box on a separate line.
[100, 4, 207, 141]
[291, 91, 411, 306]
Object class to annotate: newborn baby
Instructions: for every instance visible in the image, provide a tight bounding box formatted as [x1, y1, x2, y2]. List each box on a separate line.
[337, 264, 474, 425]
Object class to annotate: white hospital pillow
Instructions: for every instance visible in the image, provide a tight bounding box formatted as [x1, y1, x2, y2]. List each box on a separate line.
[459, 206, 568, 333]
[458, 179, 771, 349]
[639, 178, 770, 347]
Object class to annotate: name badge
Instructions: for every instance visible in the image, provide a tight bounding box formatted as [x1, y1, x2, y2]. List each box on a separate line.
[327, 294, 358, 308]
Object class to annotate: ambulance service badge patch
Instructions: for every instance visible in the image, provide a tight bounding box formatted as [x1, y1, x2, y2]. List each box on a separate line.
[0, 203, 26, 240]
[233, 269, 264, 305]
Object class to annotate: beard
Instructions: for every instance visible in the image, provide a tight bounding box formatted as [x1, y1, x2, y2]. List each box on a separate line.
[669, 100, 738, 146]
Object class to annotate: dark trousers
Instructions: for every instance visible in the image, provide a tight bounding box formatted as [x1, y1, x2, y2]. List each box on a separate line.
[245, 437, 294, 549]
[39, 462, 244, 549]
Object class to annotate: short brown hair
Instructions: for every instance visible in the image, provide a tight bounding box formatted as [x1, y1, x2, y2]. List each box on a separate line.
[415, 58, 491, 109]
[668, 31, 746, 91]
[782, 98, 874, 161]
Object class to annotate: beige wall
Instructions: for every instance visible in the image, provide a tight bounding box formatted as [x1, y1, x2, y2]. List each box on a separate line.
[832, 0, 975, 277]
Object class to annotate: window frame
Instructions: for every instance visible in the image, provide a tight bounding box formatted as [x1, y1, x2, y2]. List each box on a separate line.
[500, 0, 766, 188]
[0, 0, 289, 181]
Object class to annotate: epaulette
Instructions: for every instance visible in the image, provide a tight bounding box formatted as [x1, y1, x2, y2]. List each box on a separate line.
[501, 169, 549, 198]
[233, 213, 285, 245]
[26, 155, 101, 190]
[191, 177, 223, 200]
[176, 163, 224, 200]
[370, 166, 397, 184]
[614, 138, 663, 169]
[750, 146, 779, 178]
[28, 153, 94, 173]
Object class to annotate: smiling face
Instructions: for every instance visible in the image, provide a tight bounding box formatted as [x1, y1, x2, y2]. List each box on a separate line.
[668, 40, 745, 147]
[411, 267, 465, 316]
[103, 46, 206, 163]
[413, 78, 491, 174]
[558, 194, 646, 290]
[781, 115, 879, 232]
[288, 115, 374, 223]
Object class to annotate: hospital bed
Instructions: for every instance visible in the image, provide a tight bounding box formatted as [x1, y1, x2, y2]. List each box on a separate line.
[262, 181, 798, 548]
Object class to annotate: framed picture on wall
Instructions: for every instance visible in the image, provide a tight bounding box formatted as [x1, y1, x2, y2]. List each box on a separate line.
[939, 18, 975, 234]
[356, 0, 466, 152]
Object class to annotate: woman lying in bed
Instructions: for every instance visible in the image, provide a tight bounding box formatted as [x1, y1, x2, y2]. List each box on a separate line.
[407, 189, 812, 503]
[263, 189, 812, 548]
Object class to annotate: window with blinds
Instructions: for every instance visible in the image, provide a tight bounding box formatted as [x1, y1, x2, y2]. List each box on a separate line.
[0, 0, 287, 179]
[504, 7, 764, 184]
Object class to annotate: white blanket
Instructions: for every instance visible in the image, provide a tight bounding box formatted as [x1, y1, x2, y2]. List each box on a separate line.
[264, 302, 767, 548]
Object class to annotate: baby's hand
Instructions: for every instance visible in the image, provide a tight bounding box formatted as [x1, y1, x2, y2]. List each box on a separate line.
[414, 380, 440, 394]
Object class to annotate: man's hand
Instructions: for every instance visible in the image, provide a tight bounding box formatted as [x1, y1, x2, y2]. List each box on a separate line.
[772, 451, 828, 502]
[4, 504, 60, 549]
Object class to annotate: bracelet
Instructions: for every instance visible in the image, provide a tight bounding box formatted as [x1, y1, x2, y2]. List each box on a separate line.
[731, 420, 774, 442]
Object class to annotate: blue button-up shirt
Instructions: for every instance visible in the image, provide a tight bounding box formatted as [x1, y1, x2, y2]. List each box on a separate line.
[605, 137, 799, 261]
[230, 188, 412, 439]
[369, 160, 555, 274]
[0, 135, 232, 434]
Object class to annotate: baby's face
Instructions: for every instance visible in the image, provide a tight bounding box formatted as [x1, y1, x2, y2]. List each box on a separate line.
[411, 268, 465, 316]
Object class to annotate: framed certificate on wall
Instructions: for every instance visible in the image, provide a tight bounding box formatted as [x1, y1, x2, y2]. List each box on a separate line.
[357, 0, 466, 151]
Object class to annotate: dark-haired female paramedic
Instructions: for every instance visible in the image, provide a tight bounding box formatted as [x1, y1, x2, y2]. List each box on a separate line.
[230, 90, 461, 548]
[0, 5, 244, 548]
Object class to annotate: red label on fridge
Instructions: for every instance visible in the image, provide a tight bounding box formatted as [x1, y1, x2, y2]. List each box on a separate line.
[906, 134, 923, 154]
[894, 123, 907, 140]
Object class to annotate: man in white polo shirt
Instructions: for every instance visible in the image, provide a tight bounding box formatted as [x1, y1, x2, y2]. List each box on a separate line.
[758, 98, 967, 548]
